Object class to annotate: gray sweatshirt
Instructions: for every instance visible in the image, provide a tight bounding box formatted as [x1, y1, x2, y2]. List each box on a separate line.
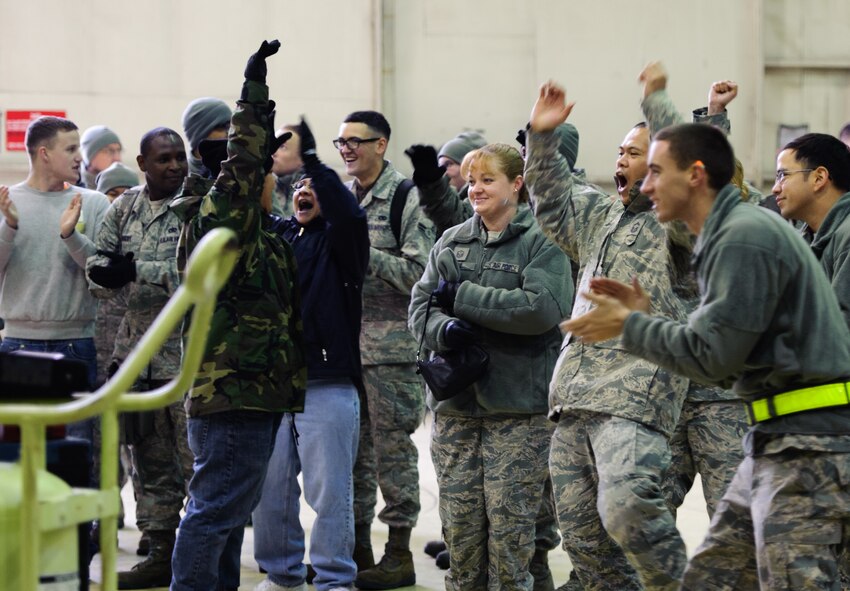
[0, 182, 110, 338]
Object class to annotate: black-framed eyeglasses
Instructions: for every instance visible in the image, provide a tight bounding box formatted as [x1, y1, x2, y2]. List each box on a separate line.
[775, 168, 813, 183]
[332, 137, 381, 150]
[291, 178, 312, 192]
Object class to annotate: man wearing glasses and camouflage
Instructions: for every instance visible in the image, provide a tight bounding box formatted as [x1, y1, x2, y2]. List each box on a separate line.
[334, 110, 434, 589]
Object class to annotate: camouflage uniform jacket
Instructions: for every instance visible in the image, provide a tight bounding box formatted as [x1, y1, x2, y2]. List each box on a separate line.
[409, 205, 570, 416]
[525, 129, 690, 437]
[87, 185, 182, 380]
[272, 172, 296, 218]
[624, 185, 850, 446]
[171, 79, 307, 417]
[807, 192, 850, 329]
[346, 162, 435, 366]
[94, 292, 128, 386]
[418, 175, 473, 238]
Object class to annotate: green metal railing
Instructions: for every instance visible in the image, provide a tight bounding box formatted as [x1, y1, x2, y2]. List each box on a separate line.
[0, 227, 239, 591]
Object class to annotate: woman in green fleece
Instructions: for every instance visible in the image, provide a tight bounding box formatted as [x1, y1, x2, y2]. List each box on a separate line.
[408, 143, 571, 591]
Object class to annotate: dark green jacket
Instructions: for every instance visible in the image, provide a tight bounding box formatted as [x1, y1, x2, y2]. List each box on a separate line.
[808, 192, 850, 329]
[624, 185, 850, 438]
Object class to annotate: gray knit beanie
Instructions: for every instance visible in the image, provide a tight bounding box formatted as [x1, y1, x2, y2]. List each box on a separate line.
[81, 125, 121, 167]
[438, 131, 487, 164]
[181, 97, 232, 152]
[554, 123, 580, 171]
[95, 162, 139, 194]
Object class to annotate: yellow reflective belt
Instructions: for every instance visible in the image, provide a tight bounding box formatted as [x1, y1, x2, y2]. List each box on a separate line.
[746, 382, 850, 424]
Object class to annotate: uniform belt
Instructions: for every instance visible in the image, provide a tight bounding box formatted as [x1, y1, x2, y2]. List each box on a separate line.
[745, 381, 850, 424]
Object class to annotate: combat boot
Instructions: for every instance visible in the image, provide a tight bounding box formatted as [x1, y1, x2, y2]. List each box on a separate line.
[353, 523, 375, 571]
[530, 548, 555, 591]
[136, 530, 150, 556]
[117, 529, 174, 589]
[354, 526, 415, 590]
[555, 570, 585, 591]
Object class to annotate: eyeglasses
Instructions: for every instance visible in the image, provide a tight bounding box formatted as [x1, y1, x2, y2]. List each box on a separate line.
[775, 168, 813, 183]
[332, 137, 381, 150]
[291, 178, 312, 192]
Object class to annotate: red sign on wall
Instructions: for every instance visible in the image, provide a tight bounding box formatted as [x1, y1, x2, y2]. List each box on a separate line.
[5, 110, 67, 152]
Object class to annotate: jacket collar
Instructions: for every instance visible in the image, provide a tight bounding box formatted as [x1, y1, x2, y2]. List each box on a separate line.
[452, 204, 534, 244]
[693, 184, 743, 264]
[810, 192, 850, 257]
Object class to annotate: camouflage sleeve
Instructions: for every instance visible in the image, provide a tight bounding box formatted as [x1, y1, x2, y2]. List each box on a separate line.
[369, 185, 434, 294]
[641, 89, 685, 138]
[418, 175, 472, 237]
[524, 129, 610, 264]
[194, 80, 269, 248]
[693, 107, 731, 135]
[87, 198, 123, 299]
[454, 231, 570, 335]
[135, 257, 179, 294]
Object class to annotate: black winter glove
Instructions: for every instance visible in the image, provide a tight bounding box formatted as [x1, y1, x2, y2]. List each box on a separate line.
[107, 360, 121, 379]
[515, 124, 530, 150]
[298, 116, 320, 167]
[244, 39, 280, 84]
[404, 144, 445, 187]
[443, 319, 476, 350]
[89, 250, 136, 289]
[433, 279, 461, 315]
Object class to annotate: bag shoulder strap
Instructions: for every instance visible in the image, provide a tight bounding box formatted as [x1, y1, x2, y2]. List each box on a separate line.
[416, 294, 434, 362]
[390, 178, 415, 246]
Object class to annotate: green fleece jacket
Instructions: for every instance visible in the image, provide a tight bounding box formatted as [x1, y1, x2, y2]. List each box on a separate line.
[408, 205, 570, 416]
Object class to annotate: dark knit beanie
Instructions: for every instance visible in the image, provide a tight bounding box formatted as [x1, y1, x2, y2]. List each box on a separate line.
[95, 162, 139, 194]
[81, 125, 121, 167]
[181, 97, 232, 152]
[438, 131, 487, 164]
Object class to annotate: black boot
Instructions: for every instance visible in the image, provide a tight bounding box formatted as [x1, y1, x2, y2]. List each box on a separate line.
[530, 548, 555, 591]
[355, 526, 416, 590]
[353, 522, 375, 571]
[117, 530, 175, 589]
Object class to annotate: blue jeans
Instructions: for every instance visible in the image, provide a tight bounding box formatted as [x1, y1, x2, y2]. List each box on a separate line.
[170, 410, 282, 591]
[253, 379, 360, 590]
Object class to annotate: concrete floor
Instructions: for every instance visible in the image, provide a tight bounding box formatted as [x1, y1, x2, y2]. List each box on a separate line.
[90, 413, 712, 590]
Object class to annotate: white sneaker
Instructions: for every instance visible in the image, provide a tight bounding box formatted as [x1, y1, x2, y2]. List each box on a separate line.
[254, 579, 307, 591]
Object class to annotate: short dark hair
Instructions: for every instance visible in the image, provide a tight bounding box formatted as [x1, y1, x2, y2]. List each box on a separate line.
[654, 123, 735, 191]
[140, 127, 184, 158]
[783, 133, 850, 193]
[839, 122, 850, 140]
[343, 110, 391, 140]
[25, 116, 78, 156]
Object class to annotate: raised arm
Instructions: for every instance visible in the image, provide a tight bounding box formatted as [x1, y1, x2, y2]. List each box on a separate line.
[524, 81, 609, 263]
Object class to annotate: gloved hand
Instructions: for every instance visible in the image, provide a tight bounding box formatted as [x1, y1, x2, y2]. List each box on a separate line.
[404, 144, 445, 187]
[298, 116, 320, 167]
[89, 250, 136, 289]
[515, 124, 530, 149]
[433, 279, 461, 315]
[107, 360, 121, 379]
[244, 39, 281, 83]
[443, 319, 476, 350]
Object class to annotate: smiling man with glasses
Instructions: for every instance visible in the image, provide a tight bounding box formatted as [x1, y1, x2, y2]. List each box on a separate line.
[335, 110, 434, 590]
